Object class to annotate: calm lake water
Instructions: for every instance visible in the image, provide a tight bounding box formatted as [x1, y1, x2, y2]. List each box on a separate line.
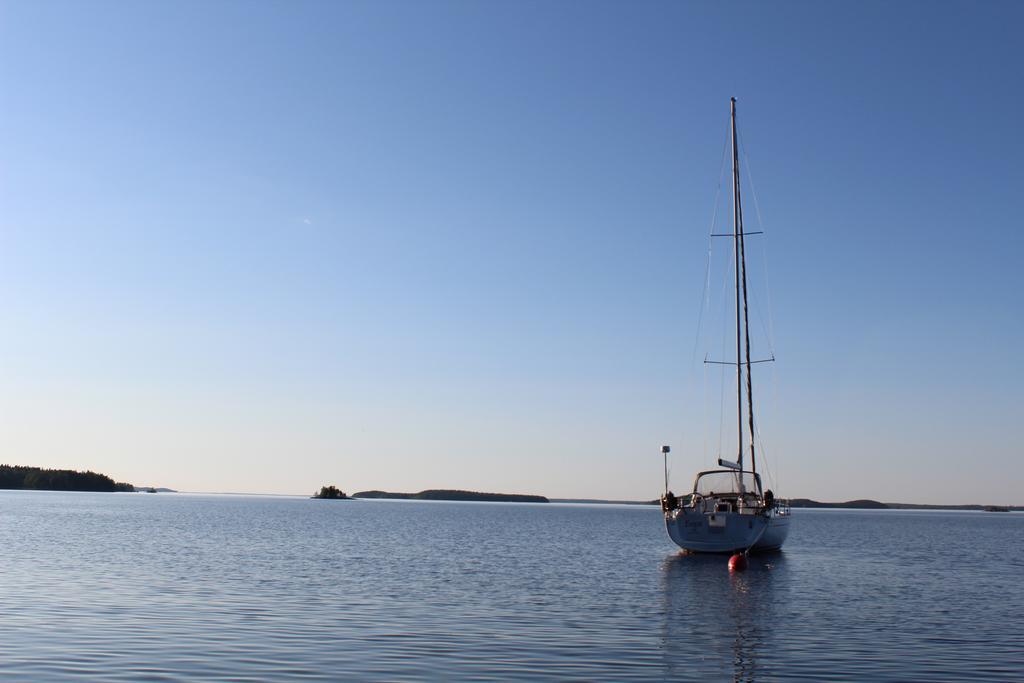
[1, 491, 1021, 681]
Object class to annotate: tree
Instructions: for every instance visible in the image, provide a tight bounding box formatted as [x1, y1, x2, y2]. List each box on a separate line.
[313, 485, 347, 499]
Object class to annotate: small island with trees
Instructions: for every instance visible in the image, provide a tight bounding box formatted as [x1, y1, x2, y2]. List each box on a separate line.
[312, 485, 349, 499]
[0, 464, 134, 492]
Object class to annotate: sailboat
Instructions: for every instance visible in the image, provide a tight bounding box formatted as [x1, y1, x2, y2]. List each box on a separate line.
[660, 98, 791, 553]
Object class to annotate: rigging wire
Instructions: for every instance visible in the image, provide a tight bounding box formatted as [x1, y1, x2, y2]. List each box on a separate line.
[697, 119, 782, 484]
[765, 355, 782, 492]
[753, 420, 779, 494]
[738, 127, 783, 494]
[694, 122, 731, 467]
[702, 353, 709, 469]
[738, 129, 778, 356]
[691, 130, 730, 368]
[715, 242, 735, 462]
[748, 285, 774, 359]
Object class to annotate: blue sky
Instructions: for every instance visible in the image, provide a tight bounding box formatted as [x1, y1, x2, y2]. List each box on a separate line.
[0, 1, 1021, 503]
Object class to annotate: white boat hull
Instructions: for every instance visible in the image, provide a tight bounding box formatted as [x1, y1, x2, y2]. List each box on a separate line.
[665, 507, 790, 554]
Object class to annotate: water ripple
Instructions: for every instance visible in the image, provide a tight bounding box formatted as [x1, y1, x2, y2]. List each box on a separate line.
[0, 492, 1021, 680]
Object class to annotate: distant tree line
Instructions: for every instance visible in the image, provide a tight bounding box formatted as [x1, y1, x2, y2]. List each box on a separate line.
[352, 489, 549, 503]
[0, 465, 134, 492]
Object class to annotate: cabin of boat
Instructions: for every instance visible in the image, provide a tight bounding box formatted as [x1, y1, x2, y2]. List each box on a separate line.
[663, 469, 789, 516]
[662, 468, 791, 553]
[691, 470, 771, 513]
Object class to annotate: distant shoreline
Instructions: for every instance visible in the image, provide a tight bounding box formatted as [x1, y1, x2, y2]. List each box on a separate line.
[788, 498, 1021, 511]
[551, 498, 658, 506]
[1, 469, 1016, 510]
[353, 489, 549, 503]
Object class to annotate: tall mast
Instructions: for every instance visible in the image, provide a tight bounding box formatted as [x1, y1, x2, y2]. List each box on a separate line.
[730, 98, 743, 471]
[731, 97, 760, 487]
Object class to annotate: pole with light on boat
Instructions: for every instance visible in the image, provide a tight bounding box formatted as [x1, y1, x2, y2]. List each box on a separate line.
[662, 445, 670, 495]
[660, 446, 679, 513]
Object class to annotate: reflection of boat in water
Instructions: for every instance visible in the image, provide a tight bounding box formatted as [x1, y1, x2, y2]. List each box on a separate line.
[659, 552, 788, 680]
[660, 98, 790, 554]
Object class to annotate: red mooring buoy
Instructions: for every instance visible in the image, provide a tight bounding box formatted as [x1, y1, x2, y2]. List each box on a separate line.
[728, 553, 748, 572]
